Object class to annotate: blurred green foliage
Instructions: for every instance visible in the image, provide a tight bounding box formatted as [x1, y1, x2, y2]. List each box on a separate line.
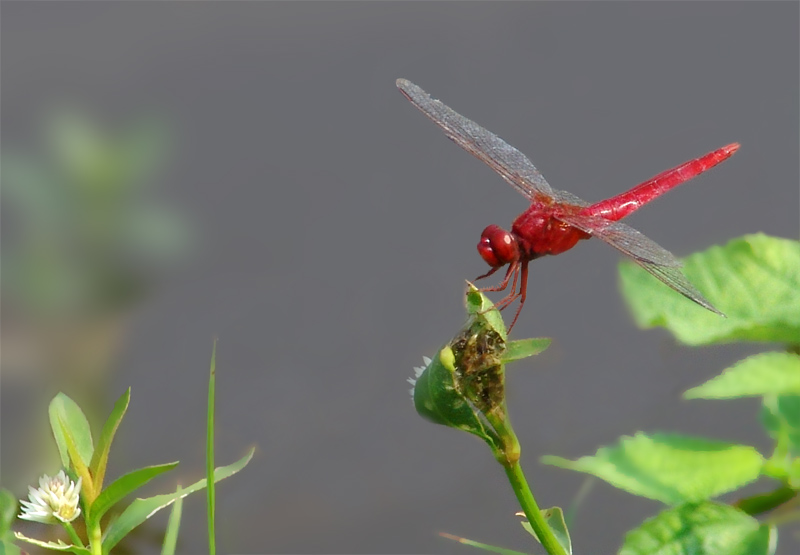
[2, 110, 190, 320]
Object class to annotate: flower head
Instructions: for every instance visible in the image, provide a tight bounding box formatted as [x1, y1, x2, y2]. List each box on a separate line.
[19, 470, 82, 524]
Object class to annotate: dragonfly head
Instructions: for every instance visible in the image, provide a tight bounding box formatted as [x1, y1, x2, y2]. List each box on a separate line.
[478, 225, 519, 268]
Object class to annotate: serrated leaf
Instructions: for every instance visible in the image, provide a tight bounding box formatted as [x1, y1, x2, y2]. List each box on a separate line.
[620, 234, 800, 346]
[761, 395, 800, 455]
[101, 448, 253, 553]
[542, 433, 763, 504]
[12, 533, 91, 555]
[412, 347, 500, 448]
[685, 352, 800, 399]
[520, 507, 572, 555]
[87, 462, 178, 525]
[619, 501, 776, 555]
[49, 393, 94, 470]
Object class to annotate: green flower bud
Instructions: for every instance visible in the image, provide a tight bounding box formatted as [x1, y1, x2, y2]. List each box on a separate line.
[410, 284, 551, 462]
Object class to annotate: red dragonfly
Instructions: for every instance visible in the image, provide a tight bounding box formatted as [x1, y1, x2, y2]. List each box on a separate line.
[396, 79, 737, 330]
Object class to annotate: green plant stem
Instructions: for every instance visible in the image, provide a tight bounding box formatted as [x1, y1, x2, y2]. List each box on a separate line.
[85, 521, 102, 555]
[503, 460, 566, 555]
[206, 340, 217, 555]
[62, 521, 85, 549]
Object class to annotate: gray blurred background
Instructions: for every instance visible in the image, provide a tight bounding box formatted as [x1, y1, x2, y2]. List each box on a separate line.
[2, 2, 798, 554]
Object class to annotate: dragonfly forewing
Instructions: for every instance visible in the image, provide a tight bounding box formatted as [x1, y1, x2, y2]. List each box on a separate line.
[396, 79, 554, 201]
[634, 262, 724, 316]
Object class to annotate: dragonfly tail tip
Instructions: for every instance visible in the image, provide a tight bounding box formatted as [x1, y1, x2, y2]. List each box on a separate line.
[723, 143, 741, 156]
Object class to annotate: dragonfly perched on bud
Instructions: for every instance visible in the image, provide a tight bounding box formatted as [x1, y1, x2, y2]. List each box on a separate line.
[397, 79, 736, 330]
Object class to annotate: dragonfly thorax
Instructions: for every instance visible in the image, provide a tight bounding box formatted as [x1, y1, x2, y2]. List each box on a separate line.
[478, 224, 520, 267]
[511, 208, 589, 259]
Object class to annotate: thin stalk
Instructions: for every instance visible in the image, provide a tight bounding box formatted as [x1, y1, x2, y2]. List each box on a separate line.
[84, 521, 101, 555]
[503, 460, 566, 555]
[206, 340, 218, 555]
[61, 521, 84, 549]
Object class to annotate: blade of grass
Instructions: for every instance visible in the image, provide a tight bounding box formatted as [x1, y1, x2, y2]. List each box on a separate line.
[206, 339, 217, 555]
[161, 485, 183, 555]
[439, 532, 528, 555]
[101, 448, 253, 553]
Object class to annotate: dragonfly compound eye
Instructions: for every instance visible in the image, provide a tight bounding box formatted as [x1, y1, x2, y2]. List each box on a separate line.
[478, 225, 519, 267]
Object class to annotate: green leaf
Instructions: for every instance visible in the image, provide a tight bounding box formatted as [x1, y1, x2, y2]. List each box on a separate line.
[102, 448, 254, 553]
[520, 507, 572, 555]
[466, 284, 507, 341]
[619, 234, 800, 346]
[161, 485, 184, 555]
[87, 462, 178, 525]
[788, 459, 800, 489]
[502, 338, 551, 364]
[0, 489, 17, 538]
[1, 538, 23, 555]
[412, 347, 500, 449]
[542, 433, 763, 504]
[12, 533, 91, 555]
[90, 388, 131, 494]
[685, 352, 800, 399]
[49, 393, 94, 470]
[49, 111, 111, 191]
[761, 395, 800, 456]
[619, 501, 776, 555]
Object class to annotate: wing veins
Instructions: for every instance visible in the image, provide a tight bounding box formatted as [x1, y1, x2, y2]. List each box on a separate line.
[397, 79, 554, 200]
[557, 213, 723, 315]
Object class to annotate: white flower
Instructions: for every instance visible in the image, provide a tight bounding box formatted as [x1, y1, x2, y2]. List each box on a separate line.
[19, 470, 82, 524]
[408, 356, 432, 399]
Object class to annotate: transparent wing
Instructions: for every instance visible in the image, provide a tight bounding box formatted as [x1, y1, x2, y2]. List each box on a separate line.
[559, 213, 681, 266]
[397, 79, 555, 201]
[557, 212, 724, 315]
[633, 263, 724, 316]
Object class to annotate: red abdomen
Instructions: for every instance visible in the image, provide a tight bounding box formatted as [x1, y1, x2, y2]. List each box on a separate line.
[511, 206, 590, 260]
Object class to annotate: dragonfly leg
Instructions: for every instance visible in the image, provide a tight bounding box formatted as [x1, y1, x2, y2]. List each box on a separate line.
[480, 264, 522, 311]
[475, 262, 529, 331]
[506, 261, 529, 332]
[478, 263, 514, 292]
[475, 265, 501, 282]
[494, 265, 520, 310]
